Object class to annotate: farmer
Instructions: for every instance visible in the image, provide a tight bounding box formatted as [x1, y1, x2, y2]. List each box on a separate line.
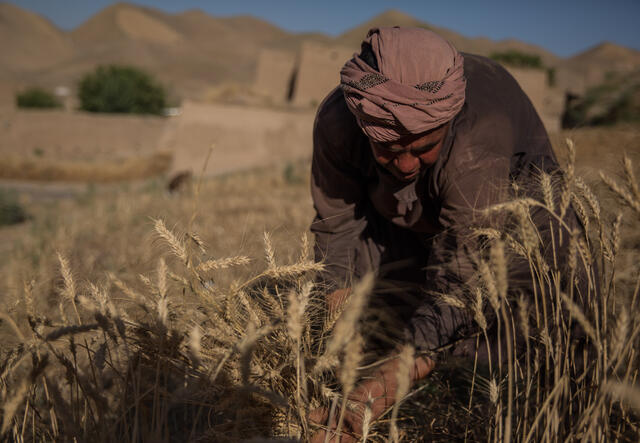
[309, 27, 580, 442]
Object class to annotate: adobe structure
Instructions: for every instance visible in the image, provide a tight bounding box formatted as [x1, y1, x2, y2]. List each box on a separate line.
[254, 42, 563, 133]
[506, 67, 564, 133]
[253, 49, 298, 106]
[252, 42, 354, 109]
[291, 42, 354, 108]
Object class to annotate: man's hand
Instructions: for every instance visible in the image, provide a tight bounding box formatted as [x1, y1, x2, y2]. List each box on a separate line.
[309, 354, 435, 441]
[308, 406, 360, 443]
[325, 288, 351, 316]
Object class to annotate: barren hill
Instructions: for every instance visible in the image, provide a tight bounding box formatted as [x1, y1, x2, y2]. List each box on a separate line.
[0, 2, 74, 71]
[63, 3, 328, 98]
[568, 42, 640, 69]
[1, 2, 638, 104]
[65, 3, 237, 97]
[336, 10, 560, 67]
[556, 42, 640, 94]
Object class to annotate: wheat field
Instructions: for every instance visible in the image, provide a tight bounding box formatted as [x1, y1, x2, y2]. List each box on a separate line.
[1, 128, 640, 442]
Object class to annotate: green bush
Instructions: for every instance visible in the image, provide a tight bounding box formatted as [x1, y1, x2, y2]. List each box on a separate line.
[78, 65, 167, 115]
[490, 50, 543, 69]
[546, 67, 556, 87]
[15, 87, 61, 109]
[562, 74, 640, 128]
[0, 189, 27, 226]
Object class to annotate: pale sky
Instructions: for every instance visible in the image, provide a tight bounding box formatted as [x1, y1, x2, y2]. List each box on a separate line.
[11, 0, 640, 57]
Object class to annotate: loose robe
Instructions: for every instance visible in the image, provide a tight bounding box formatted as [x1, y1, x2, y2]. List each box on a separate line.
[311, 54, 574, 354]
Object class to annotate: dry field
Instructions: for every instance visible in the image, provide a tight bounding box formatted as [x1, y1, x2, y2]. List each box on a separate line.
[0, 125, 639, 442]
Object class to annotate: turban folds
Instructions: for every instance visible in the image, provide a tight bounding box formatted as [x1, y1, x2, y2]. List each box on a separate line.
[340, 27, 466, 143]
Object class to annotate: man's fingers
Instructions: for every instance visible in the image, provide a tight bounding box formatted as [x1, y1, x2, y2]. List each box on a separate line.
[310, 430, 357, 443]
[308, 407, 329, 426]
[309, 407, 360, 443]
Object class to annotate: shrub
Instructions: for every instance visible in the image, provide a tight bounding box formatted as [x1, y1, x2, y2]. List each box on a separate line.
[0, 189, 27, 226]
[490, 50, 544, 69]
[563, 73, 640, 128]
[78, 65, 167, 115]
[546, 67, 556, 87]
[15, 87, 61, 109]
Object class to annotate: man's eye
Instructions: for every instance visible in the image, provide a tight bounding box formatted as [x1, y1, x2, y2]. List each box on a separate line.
[412, 143, 437, 154]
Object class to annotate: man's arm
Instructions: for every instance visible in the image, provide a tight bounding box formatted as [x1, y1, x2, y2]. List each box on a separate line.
[310, 107, 370, 295]
[410, 156, 512, 352]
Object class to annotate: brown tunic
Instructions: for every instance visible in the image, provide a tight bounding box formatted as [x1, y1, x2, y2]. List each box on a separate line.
[310, 54, 560, 352]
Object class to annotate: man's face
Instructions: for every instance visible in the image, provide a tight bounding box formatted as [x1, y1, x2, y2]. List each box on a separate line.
[369, 122, 450, 182]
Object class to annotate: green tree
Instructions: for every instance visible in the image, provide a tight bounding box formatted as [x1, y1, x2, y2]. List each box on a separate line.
[15, 87, 61, 109]
[490, 50, 543, 69]
[78, 65, 167, 115]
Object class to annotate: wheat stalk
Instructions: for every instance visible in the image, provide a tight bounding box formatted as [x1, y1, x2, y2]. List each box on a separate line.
[540, 172, 555, 212]
[389, 345, 414, 443]
[196, 256, 251, 272]
[263, 231, 276, 269]
[604, 381, 640, 412]
[315, 274, 373, 375]
[335, 333, 364, 439]
[154, 218, 188, 264]
[623, 155, 640, 202]
[600, 171, 640, 213]
[188, 324, 203, 367]
[560, 292, 599, 347]
[1, 379, 29, 433]
[57, 252, 81, 324]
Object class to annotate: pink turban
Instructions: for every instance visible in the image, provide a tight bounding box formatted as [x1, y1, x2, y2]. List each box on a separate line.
[340, 27, 466, 143]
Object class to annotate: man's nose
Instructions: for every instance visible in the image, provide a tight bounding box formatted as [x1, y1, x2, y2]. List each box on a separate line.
[394, 152, 419, 173]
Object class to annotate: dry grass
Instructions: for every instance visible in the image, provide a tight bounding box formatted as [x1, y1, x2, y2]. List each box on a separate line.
[1, 129, 640, 441]
[0, 151, 172, 182]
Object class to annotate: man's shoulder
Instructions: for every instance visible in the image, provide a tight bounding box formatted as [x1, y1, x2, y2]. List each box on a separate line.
[314, 87, 361, 147]
[461, 53, 517, 84]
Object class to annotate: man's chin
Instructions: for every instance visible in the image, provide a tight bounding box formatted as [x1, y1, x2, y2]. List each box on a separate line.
[393, 169, 420, 182]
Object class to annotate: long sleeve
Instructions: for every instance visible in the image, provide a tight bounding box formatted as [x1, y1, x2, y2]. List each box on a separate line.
[429, 155, 512, 293]
[408, 153, 512, 352]
[310, 112, 370, 291]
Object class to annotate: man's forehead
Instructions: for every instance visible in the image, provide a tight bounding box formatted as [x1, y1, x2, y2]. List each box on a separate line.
[377, 122, 449, 147]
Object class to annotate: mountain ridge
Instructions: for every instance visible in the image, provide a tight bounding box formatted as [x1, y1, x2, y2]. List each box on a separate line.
[1, 2, 638, 101]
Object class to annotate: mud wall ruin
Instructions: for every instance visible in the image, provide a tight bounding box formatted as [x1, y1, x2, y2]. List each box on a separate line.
[506, 67, 564, 133]
[291, 42, 354, 107]
[253, 48, 297, 105]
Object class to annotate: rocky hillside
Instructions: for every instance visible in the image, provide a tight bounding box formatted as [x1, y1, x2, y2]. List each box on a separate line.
[1, 2, 638, 104]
